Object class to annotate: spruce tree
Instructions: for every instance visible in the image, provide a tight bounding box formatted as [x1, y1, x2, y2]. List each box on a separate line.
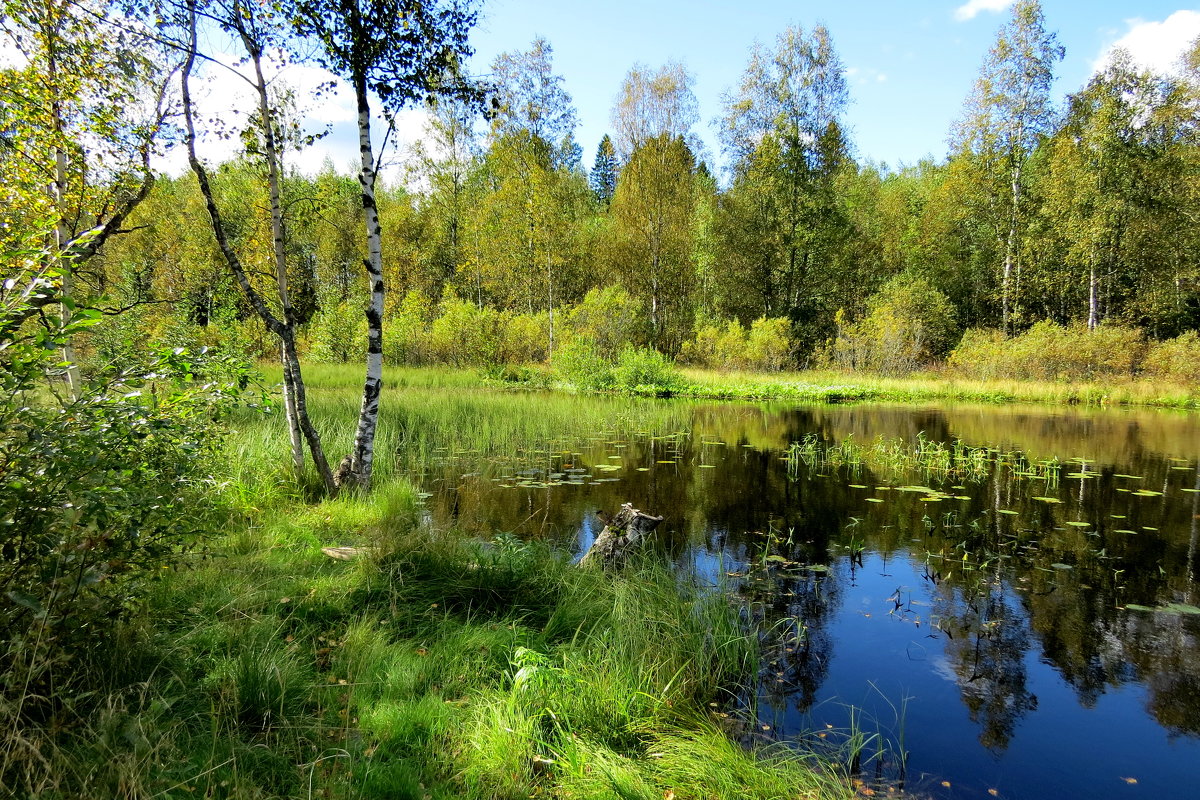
[590, 133, 618, 206]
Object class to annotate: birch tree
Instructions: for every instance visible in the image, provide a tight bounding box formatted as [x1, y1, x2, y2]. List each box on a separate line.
[608, 63, 699, 351]
[0, 0, 172, 395]
[718, 24, 852, 349]
[290, 0, 480, 490]
[179, 0, 336, 492]
[952, 0, 1062, 333]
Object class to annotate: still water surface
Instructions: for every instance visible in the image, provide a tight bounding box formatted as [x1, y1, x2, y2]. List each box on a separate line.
[400, 394, 1200, 800]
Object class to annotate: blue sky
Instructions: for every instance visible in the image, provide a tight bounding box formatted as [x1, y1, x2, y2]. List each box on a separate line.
[466, 1, 1200, 173]
[142, 1, 1200, 179]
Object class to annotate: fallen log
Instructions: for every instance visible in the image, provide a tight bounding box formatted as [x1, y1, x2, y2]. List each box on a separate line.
[578, 503, 664, 569]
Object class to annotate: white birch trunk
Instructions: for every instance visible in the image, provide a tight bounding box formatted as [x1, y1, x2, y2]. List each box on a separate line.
[183, 0, 335, 493]
[46, 12, 80, 399]
[1088, 261, 1099, 330]
[244, 26, 306, 479]
[343, 75, 385, 491]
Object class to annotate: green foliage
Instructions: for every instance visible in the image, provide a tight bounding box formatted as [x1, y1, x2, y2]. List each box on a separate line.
[1, 333, 251, 727]
[612, 346, 682, 394]
[831, 275, 958, 376]
[428, 296, 550, 367]
[683, 316, 793, 371]
[590, 133, 618, 205]
[564, 285, 644, 360]
[552, 342, 681, 394]
[305, 300, 368, 363]
[553, 339, 617, 391]
[382, 289, 435, 365]
[1143, 332, 1200, 384]
[948, 321, 1147, 381]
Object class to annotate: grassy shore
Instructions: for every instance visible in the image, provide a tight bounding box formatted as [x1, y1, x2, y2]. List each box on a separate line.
[667, 368, 1200, 409]
[3, 369, 851, 800]
[268, 362, 1200, 410]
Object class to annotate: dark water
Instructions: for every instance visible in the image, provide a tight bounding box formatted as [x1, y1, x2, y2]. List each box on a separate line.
[405, 395, 1200, 800]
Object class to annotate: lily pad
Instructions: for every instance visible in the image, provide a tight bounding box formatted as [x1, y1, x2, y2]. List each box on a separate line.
[1033, 496, 1062, 504]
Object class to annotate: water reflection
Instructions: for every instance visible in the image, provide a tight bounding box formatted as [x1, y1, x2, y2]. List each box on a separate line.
[404, 395, 1200, 799]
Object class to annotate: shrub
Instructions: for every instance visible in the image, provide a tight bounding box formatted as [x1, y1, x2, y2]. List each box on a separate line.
[305, 300, 367, 363]
[681, 316, 792, 372]
[1144, 331, 1200, 384]
[0, 333, 247, 720]
[552, 339, 615, 391]
[564, 285, 644, 360]
[428, 296, 501, 366]
[949, 321, 1148, 382]
[383, 290, 434, 366]
[832, 275, 957, 376]
[612, 346, 682, 393]
[498, 311, 549, 364]
[745, 316, 792, 371]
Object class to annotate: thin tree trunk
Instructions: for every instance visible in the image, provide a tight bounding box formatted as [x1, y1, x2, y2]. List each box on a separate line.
[44, 5, 80, 399]
[282, 333, 334, 485]
[1002, 164, 1021, 334]
[1087, 258, 1099, 330]
[281, 352, 304, 477]
[342, 70, 385, 491]
[239, 12, 308, 479]
[182, 1, 335, 493]
[547, 251, 554, 359]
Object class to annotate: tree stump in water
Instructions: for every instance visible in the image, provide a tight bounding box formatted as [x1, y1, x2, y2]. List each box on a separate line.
[579, 503, 664, 569]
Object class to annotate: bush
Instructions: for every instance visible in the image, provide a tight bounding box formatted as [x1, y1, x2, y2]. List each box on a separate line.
[306, 300, 367, 363]
[0, 334, 247, 719]
[498, 311, 549, 365]
[745, 317, 792, 371]
[949, 321, 1147, 382]
[552, 344, 681, 393]
[832, 275, 957, 376]
[552, 339, 615, 391]
[383, 290, 434, 366]
[428, 297, 501, 366]
[1142, 331, 1200, 384]
[681, 316, 792, 372]
[564, 286, 644, 360]
[612, 346, 682, 393]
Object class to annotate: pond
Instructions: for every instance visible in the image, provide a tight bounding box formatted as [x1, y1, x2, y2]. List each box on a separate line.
[395, 391, 1200, 800]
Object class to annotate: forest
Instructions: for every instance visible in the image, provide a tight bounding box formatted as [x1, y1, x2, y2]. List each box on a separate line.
[9, 0, 1199, 389]
[2, 0, 1200, 797]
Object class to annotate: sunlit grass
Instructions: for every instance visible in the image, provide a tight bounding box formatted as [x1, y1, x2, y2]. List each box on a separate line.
[679, 367, 1200, 409]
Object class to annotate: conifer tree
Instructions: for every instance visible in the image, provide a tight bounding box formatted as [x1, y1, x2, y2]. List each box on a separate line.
[590, 134, 618, 206]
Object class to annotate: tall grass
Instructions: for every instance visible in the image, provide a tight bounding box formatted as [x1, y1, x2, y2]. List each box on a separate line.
[679, 367, 1200, 409]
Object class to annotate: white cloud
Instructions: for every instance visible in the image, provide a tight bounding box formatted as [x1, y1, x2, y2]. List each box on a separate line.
[953, 0, 1015, 23]
[846, 66, 888, 86]
[1093, 11, 1200, 76]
